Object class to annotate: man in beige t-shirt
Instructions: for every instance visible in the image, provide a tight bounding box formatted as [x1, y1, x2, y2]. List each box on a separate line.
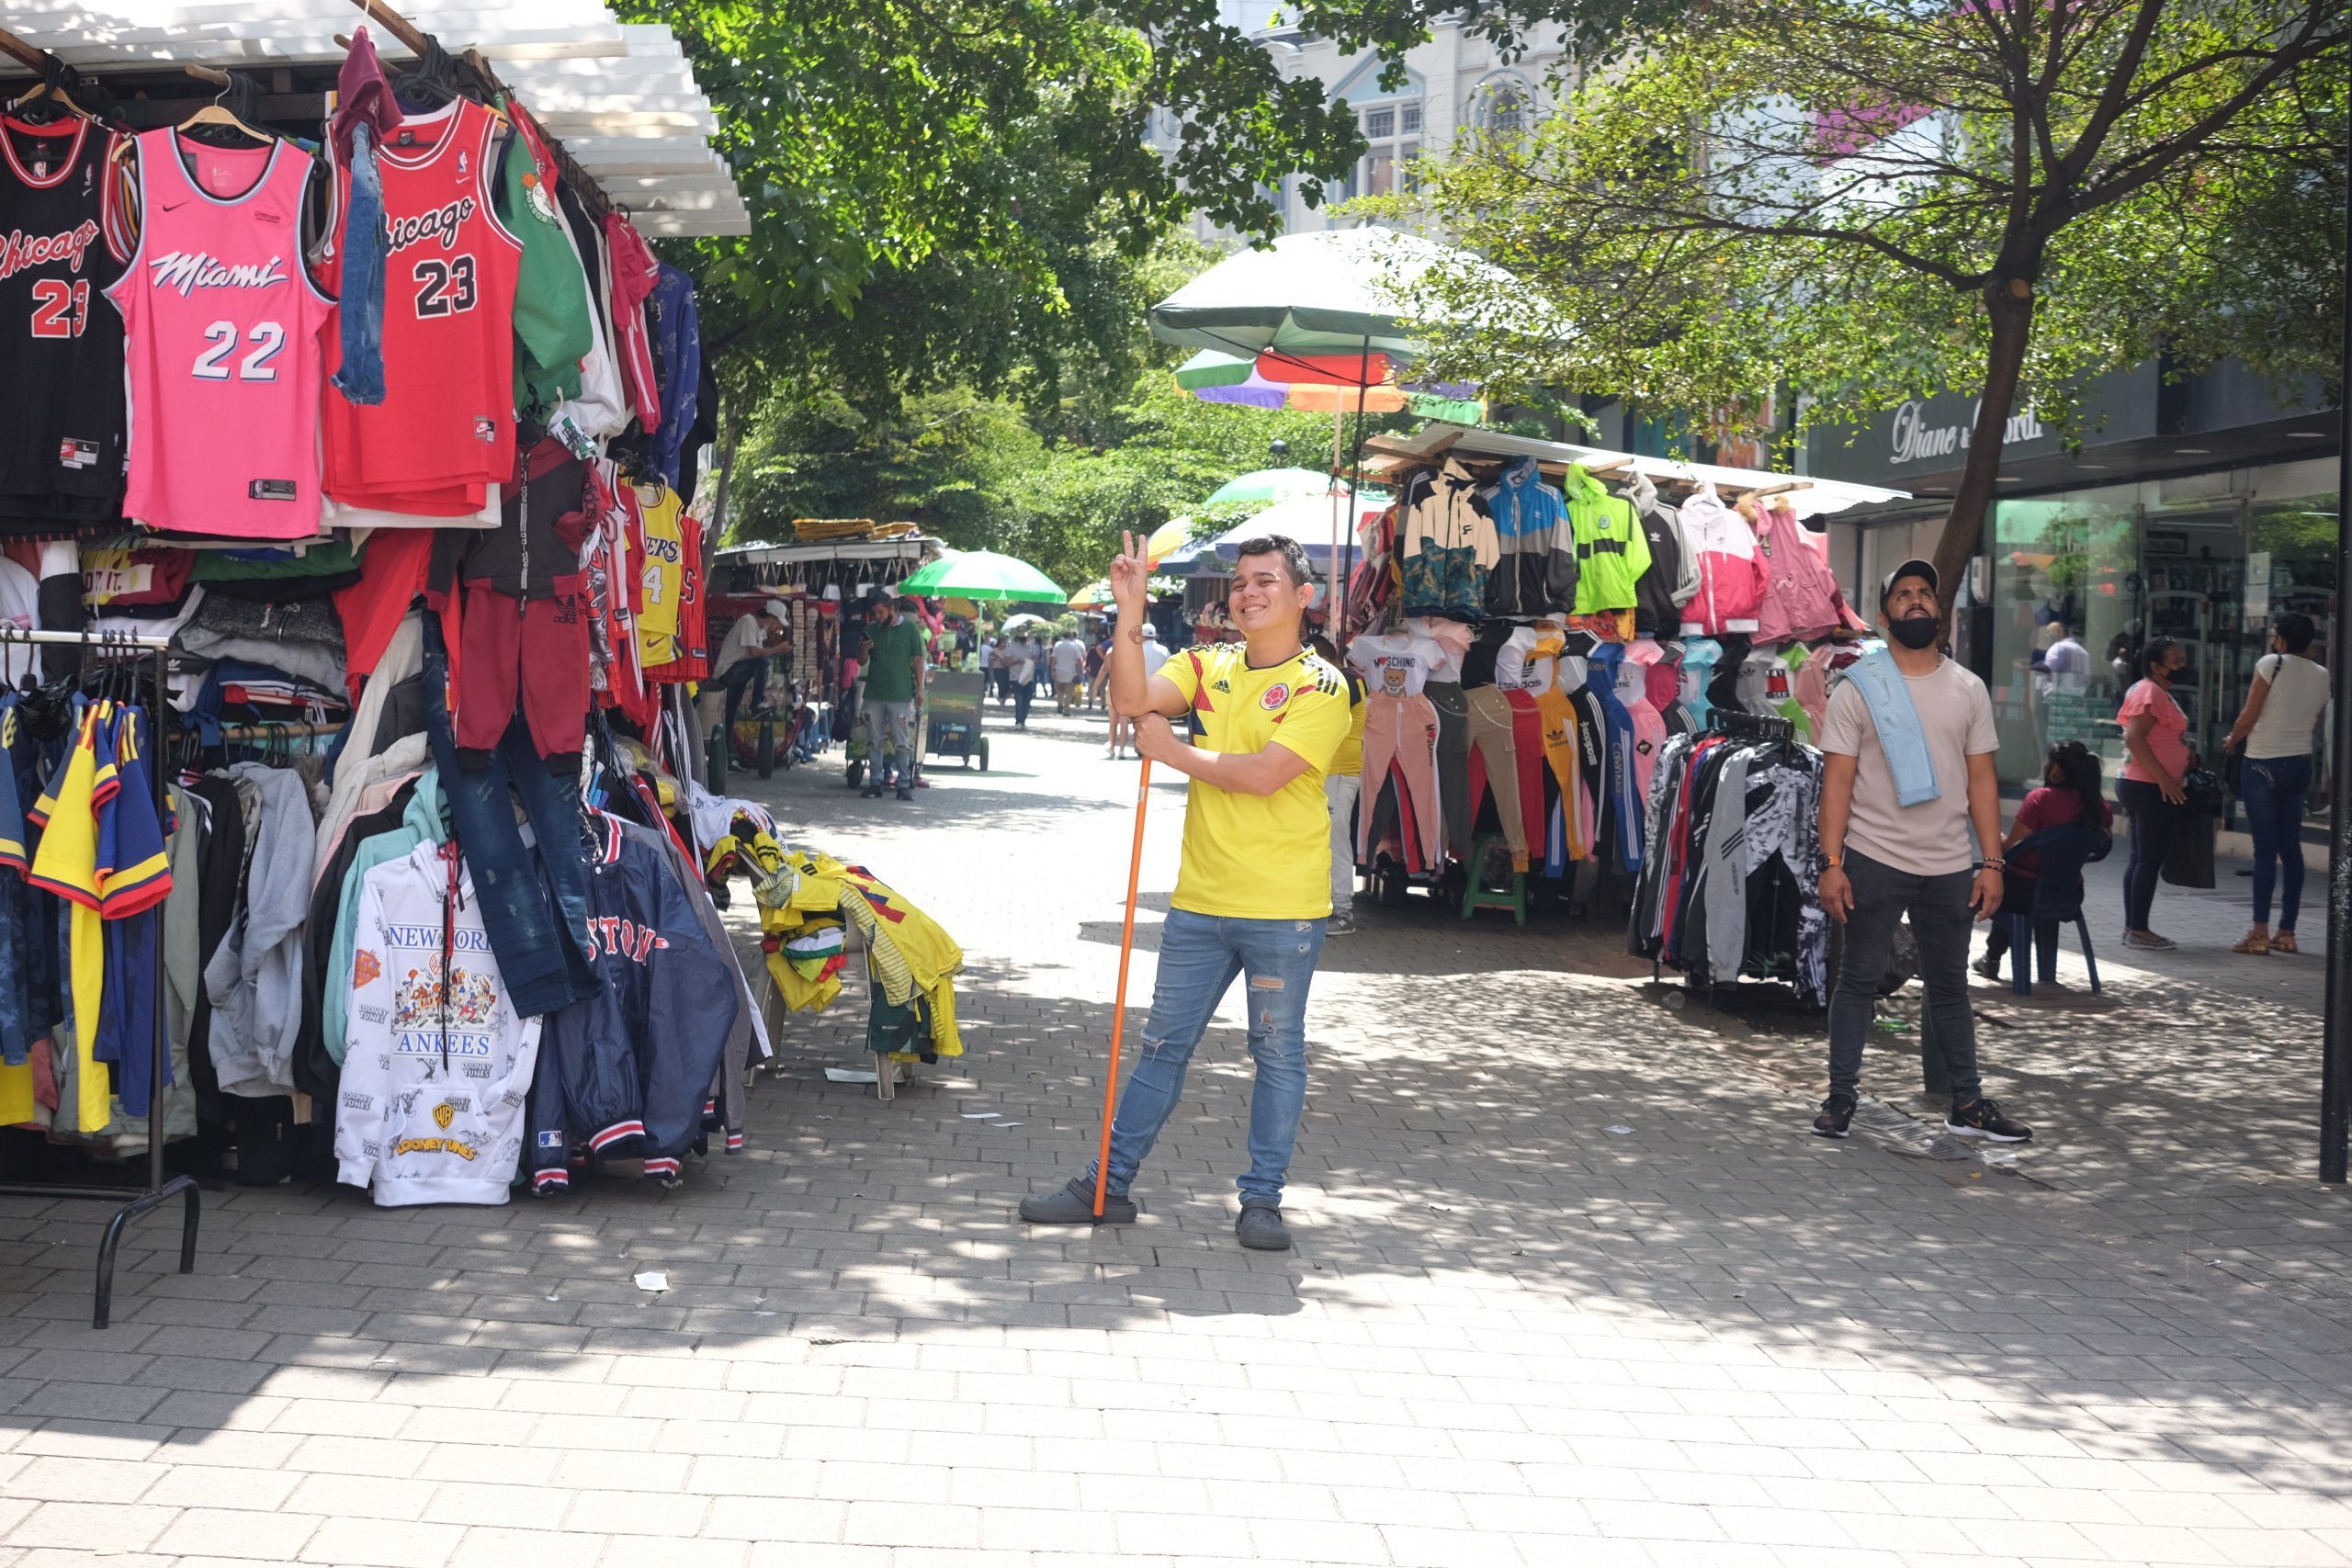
[1814, 559, 2031, 1145]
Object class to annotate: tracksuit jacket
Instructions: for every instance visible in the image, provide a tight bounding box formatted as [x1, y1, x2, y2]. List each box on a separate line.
[1676, 485, 1767, 636]
[528, 812, 740, 1190]
[1565, 468, 1652, 614]
[338, 839, 543, 1206]
[1480, 456, 1578, 616]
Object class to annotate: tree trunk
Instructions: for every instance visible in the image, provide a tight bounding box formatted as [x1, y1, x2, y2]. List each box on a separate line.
[707, 395, 746, 544]
[1930, 279, 2038, 611]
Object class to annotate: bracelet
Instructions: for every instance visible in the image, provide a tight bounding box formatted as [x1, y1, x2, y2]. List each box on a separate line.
[1977, 858, 2006, 871]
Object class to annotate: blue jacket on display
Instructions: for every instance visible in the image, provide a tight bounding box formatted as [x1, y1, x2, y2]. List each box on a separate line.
[528, 812, 740, 1190]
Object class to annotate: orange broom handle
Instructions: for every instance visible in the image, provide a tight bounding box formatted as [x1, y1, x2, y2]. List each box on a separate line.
[1092, 757, 1153, 1217]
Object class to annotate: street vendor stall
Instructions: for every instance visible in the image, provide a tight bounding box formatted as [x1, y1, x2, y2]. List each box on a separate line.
[1331, 419, 1907, 1006]
[0, 3, 969, 1324]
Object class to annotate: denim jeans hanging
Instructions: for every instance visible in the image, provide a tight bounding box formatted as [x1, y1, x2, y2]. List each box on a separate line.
[330, 123, 388, 406]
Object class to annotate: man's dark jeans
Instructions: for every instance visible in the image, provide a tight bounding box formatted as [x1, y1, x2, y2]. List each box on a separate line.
[424, 623, 599, 1020]
[1827, 849, 1983, 1105]
[718, 656, 767, 739]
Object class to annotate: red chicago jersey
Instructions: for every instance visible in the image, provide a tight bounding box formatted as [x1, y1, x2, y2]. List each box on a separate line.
[322, 98, 522, 517]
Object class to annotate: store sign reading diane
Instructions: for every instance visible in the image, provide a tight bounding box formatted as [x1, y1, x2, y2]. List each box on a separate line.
[1888, 399, 2045, 466]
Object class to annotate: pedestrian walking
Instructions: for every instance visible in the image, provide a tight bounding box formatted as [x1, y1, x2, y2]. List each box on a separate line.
[1050, 629, 1086, 715]
[1003, 631, 1039, 728]
[1083, 632, 1108, 711]
[857, 595, 927, 802]
[2223, 613, 2330, 954]
[1814, 558, 2031, 1145]
[1309, 635, 1366, 935]
[1972, 740, 2112, 978]
[2116, 637, 2191, 951]
[1020, 533, 1351, 1250]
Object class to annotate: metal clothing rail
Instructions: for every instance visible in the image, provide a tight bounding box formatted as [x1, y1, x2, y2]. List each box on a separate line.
[0, 627, 200, 1329]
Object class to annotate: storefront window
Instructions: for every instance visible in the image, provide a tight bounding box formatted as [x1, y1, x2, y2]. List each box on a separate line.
[1988, 483, 2139, 790]
[1986, 459, 2337, 810]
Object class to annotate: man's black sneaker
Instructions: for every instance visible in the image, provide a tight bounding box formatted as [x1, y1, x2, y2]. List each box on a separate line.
[1812, 1095, 1856, 1138]
[895, 785, 914, 802]
[1017, 1176, 1137, 1225]
[1947, 1098, 2032, 1143]
[860, 784, 883, 799]
[1236, 1203, 1292, 1251]
[1971, 953, 2003, 980]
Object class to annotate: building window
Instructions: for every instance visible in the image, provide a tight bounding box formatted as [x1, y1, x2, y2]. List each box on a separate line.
[1358, 99, 1422, 197]
[1474, 74, 1535, 140]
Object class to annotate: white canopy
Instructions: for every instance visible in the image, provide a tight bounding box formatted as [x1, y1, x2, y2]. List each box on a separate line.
[1367, 422, 1910, 521]
[0, 1, 748, 236]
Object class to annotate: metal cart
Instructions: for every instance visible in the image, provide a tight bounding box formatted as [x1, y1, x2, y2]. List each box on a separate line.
[923, 671, 990, 771]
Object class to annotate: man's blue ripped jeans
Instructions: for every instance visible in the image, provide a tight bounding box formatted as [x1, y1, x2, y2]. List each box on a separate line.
[1091, 908, 1327, 1207]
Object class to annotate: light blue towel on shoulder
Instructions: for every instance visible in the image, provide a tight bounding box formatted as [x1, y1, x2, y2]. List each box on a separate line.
[1841, 649, 1940, 807]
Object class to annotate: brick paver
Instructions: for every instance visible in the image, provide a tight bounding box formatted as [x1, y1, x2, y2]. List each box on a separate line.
[2, 697, 2350, 1566]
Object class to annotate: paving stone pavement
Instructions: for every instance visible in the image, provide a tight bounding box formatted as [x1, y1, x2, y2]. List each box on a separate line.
[4, 696, 2351, 1568]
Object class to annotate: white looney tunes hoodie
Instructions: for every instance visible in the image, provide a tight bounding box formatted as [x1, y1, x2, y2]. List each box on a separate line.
[337, 840, 542, 1206]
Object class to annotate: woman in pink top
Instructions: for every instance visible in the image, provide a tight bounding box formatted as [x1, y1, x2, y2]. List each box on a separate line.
[2115, 638, 2191, 950]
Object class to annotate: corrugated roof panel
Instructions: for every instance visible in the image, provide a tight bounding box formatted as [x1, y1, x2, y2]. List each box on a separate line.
[1, 1, 750, 235]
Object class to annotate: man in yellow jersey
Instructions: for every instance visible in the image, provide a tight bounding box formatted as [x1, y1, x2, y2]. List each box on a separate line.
[1019, 534, 1349, 1251]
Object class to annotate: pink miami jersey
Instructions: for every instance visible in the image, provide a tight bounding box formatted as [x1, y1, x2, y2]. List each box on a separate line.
[107, 130, 333, 539]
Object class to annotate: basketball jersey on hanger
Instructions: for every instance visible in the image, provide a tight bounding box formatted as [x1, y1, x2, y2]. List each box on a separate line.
[322, 98, 523, 517]
[107, 129, 333, 540]
[0, 114, 129, 529]
[632, 481, 684, 669]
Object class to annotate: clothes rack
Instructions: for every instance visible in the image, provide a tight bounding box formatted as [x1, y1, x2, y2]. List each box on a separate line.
[0, 627, 200, 1328]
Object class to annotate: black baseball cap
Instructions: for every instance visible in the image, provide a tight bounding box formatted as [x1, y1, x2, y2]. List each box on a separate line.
[1880, 558, 1939, 608]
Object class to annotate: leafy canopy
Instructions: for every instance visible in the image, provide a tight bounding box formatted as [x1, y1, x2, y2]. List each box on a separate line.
[1375, 0, 2346, 464]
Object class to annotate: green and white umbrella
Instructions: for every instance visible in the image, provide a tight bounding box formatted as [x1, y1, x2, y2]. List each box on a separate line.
[1204, 468, 1352, 507]
[899, 550, 1067, 603]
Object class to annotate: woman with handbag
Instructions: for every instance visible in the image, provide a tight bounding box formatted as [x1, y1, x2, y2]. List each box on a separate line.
[2117, 638, 2191, 952]
[2222, 613, 2331, 954]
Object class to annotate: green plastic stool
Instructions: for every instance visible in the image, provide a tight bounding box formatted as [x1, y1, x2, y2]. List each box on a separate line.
[1461, 830, 1528, 924]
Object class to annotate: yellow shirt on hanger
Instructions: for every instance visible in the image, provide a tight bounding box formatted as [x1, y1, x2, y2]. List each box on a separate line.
[634, 482, 684, 670]
[27, 702, 113, 1133]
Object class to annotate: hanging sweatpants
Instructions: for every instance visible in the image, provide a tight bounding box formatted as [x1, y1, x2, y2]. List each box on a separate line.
[1358, 694, 1442, 872]
[1534, 688, 1583, 862]
[1464, 686, 1528, 871]
[1504, 689, 1548, 860]
[1425, 680, 1473, 858]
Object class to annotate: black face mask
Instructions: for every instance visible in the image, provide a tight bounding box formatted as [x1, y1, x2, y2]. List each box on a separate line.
[2164, 663, 2193, 686]
[1887, 615, 1939, 650]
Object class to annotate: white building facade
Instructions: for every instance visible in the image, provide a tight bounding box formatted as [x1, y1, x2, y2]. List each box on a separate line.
[1177, 7, 1569, 242]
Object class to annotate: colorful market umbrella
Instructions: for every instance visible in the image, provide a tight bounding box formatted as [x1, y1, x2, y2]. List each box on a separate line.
[899, 549, 1067, 603]
[1142, 515, 1196, 567]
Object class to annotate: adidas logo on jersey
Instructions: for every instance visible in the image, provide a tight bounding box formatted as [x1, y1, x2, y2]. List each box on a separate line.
[146, 249, 288, 297]
[1211, 679, 1232, 693]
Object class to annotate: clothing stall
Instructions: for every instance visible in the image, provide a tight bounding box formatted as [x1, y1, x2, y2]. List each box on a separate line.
[1337, 422, 1905, 1001]
[0, 4, 963, 1325]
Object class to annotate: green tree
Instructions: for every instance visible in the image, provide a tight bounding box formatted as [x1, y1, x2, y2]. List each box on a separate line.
[1374, 0, 2347, 597]
[727, 368, 1351, 588]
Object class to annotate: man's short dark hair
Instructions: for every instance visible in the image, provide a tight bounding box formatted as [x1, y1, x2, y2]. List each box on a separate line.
[1229, 535, 1314, 589]
[2277, 613, 2318, 654]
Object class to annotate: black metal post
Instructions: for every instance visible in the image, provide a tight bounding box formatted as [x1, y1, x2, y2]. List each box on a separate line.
[2324, 132, 2352, 1184]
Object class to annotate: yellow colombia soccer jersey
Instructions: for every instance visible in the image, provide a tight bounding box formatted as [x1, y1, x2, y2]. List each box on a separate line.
[634, 482, 685, 669]
[1161, 642, 1351, 919]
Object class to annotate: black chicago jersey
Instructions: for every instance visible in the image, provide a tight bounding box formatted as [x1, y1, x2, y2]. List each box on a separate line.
[0, 114, 129, 529]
